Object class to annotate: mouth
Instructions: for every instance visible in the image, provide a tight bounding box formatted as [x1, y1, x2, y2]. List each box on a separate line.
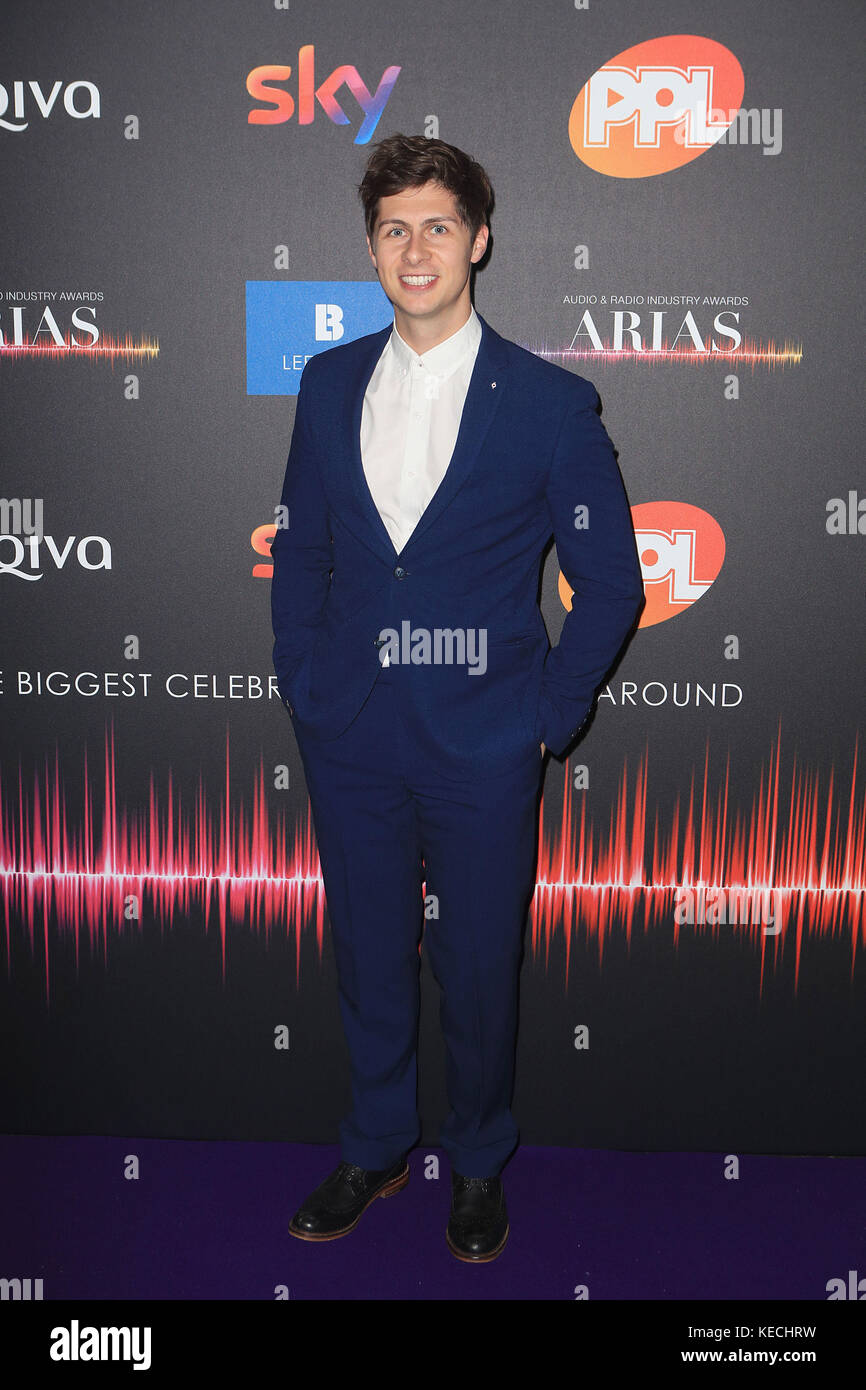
[399, 274, 438, 289]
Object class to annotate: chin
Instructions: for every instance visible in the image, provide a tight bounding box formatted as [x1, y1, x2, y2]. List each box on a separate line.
[396, 299, 441, 319]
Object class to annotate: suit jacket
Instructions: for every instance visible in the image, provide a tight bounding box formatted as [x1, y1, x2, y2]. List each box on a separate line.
[271, 311, 644, 775]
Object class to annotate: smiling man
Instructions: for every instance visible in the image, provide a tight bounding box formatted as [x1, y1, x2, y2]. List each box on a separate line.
[366, 180, 488, 352]
[271, 134, 644, 1262]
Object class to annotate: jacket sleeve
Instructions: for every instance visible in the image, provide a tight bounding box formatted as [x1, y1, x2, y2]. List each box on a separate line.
[270, 363, 333, 701]
[537, 384, 645, 756]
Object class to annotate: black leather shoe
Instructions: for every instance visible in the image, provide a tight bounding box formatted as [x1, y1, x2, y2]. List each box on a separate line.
[446, 1172, 509, 1262]
[288, 1156, 409, 1240]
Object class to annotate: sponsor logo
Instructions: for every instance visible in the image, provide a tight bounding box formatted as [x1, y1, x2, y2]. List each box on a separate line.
[0, 302, 99, 349]
[0, 503, 111, 582]
[247, 46, 400, 144]
[246, 280, 390, 395]
[558, 501, 725, 627]
[566, 305, 743, 356]
[569, 35, 745, 177]
[0, 533, 112, 582]
[528, 289, 802, 370]
[0, 80, 100, 132]
[0, 290, 158, 362]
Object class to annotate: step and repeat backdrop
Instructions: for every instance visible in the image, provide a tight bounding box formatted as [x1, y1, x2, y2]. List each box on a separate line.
[2, 0, 863, 1153]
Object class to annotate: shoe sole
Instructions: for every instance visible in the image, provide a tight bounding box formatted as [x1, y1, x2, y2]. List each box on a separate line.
[445, 1223, 509, 1263]
[288, 1163, 409, 1241]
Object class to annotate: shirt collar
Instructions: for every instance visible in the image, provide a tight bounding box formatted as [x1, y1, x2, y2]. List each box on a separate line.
[388, 306, 481, 380]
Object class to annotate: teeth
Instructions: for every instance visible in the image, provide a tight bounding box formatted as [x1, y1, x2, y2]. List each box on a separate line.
[401, 275, 436, 285]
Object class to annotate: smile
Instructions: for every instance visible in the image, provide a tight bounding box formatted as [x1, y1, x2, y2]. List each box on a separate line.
[399, 274, 438, 286]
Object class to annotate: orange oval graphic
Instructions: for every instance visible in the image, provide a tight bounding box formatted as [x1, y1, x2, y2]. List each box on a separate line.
[569, 35, 745, 178]
[558, 501, 725, 628]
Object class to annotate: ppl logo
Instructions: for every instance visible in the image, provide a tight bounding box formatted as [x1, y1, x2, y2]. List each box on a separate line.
[569, 35, 745, 177]
[247, 46, 400, 144]
[246, 280, 391, 395]
[558, 501, 725, 628]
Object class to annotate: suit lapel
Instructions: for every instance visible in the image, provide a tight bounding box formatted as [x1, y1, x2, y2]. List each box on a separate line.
[345, 312, 510, 561]
[401, 315, 509, 556]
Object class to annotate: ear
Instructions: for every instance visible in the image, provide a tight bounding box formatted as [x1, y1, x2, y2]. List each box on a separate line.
[366, 233, 378, 270]
[470, 224, 489, 264]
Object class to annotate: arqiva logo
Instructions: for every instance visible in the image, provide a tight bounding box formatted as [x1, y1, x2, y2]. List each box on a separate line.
[569, 35, 745, 177]
[558, 501, 725, 628]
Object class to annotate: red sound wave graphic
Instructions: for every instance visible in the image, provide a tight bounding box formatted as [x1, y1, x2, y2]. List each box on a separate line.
[1, 726, 863, 1003]
[0, 729, 323, 1003]
[533, 733, 865, 994]
[0, 333, 159, 362]
[526, 338, 802, 372]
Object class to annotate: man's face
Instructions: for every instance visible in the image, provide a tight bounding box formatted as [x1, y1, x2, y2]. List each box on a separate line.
[366, 181, 488, 343]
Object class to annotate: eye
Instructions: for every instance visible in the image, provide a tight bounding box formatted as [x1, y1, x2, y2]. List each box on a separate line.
[385, 227, 405, 237]
[430, 224, 448, 234]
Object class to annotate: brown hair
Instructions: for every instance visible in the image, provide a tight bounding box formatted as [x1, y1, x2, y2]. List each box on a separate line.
[359, 133, 495, 243]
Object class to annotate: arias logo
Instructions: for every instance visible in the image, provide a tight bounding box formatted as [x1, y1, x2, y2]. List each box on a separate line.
[569, 35, 745, 178]
[558, 501, 725, 627]
[0, 292, 158, 363]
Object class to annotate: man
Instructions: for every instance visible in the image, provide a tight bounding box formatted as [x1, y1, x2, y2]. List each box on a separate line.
[271, 134, 644, 1262]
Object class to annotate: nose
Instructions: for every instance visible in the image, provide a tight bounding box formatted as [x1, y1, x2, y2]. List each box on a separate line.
[401, 230, 429, 263]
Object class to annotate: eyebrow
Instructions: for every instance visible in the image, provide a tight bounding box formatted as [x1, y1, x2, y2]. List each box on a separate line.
[377, 215, 460, 228]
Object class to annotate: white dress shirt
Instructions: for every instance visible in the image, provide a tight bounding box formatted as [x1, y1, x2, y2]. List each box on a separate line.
[360, 306, 482, 555]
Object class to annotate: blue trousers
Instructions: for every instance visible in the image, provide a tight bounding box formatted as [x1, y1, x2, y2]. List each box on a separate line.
[293, 658, 545, 1178]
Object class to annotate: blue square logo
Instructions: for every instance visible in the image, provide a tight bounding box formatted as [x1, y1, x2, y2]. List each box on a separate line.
[246, 281, 392, 395]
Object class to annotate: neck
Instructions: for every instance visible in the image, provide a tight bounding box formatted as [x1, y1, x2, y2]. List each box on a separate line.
[393, 301, 473, 356]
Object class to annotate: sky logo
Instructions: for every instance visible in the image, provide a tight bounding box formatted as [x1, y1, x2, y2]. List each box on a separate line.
[246, 281, 391, 395]
[247, 47, 400, 144]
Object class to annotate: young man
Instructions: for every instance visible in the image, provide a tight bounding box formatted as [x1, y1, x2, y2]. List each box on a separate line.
[271, 134, 644, 1262]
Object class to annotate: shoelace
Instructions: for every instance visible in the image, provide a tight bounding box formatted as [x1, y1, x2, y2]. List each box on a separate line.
[457, 1176, 499, 1193]
[335, 1161, 370, 1192]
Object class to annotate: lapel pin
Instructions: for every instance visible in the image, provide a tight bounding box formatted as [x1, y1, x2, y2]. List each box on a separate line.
[491, 381, 497, 389]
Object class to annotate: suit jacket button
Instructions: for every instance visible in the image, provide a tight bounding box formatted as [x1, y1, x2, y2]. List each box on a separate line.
[393, 566, 407, 579]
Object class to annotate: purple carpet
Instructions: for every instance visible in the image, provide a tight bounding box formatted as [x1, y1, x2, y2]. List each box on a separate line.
[1, 1136, 864, 1300]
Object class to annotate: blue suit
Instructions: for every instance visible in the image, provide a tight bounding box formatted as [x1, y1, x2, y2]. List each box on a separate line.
[271, 312, 644, 1175]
